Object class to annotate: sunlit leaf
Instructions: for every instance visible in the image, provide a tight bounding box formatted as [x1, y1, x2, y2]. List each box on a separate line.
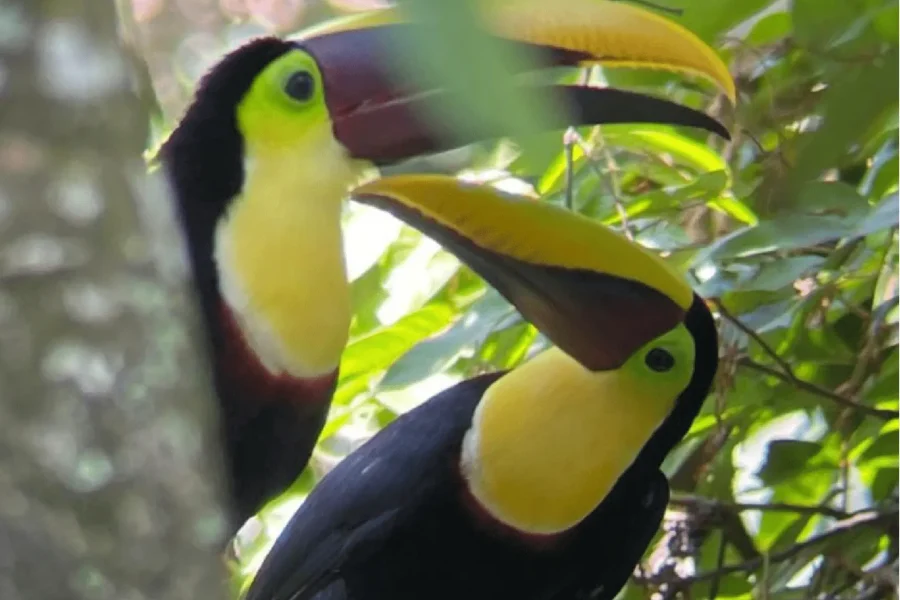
[602, 124, 729, 175]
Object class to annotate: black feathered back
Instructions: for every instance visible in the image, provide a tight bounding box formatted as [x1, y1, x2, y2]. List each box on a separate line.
[157, 37, 309, 531]
[161, 37, 293, 210]
[159, 36, 293, 345]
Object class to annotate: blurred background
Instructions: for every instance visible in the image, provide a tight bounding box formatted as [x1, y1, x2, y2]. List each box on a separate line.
[115, 0, 899, 598]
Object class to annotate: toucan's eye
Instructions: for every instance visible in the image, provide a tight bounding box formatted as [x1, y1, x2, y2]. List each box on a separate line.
[645, 348, 675, 372]
[284, 71, 315, 102]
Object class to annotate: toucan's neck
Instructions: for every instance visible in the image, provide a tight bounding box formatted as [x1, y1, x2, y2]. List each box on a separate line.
[635, 295, 719, 468]
[460, 347, 678, 536]
[161, 105, 247, 365]
[213, 127, 363, 378]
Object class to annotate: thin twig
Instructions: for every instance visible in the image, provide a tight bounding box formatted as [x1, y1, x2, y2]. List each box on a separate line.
[561, 67, 595, 213]
[596, 132, 634, 240]
[642, 508, 898, 586]
[738, 358, 898, 421]
[669, 495, 855, 520]
[713, 299, 795, 376]
[836, 227, 899, 400]
[713, 299, 898, 420]
[841, 439, 851, 513]
[570, 131, 635, 240]
[708, 530, 728, 600]
[563, 128, 576, 210]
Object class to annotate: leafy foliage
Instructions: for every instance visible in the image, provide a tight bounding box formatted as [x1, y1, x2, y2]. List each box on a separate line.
[129, 0, 898, 598]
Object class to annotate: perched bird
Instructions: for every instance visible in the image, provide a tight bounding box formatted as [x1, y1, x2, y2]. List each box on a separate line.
[242, 175, 722, 600]
[159, 0, 734, 533]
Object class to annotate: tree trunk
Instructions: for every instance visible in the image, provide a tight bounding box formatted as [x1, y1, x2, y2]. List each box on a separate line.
[0, 2, 228, 598]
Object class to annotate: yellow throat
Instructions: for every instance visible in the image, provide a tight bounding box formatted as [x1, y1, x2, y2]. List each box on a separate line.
[461, 340, 692, 535]
[214, 124, 363, 378]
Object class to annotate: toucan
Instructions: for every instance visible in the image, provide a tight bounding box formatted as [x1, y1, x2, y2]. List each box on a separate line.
[158, 0, 735, 533]
[241, 175, 721, 600]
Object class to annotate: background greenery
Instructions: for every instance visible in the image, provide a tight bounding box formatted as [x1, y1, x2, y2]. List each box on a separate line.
[125, 0, 898, 598]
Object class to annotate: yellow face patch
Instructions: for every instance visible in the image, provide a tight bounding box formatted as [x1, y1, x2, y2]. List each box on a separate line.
[462, 326, 695, 534]
[236, 48, 332, 153]
[213, 49, 366, 378]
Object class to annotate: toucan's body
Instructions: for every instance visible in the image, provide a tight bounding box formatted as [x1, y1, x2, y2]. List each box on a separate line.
[243, 374, 668, 600]
[159, 40, 338, 528]
[243, 177, 723, 600]
[159, 0, 734, 534]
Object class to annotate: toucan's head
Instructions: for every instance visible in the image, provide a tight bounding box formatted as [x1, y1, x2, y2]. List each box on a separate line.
[352, 175, 720, 534]
[162, 0, 735, 214]
[160, 1, 731, 383]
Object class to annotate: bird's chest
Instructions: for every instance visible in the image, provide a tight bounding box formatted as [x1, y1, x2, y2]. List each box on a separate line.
[215, 302, 338, 429]
[212, 149, 353, 380]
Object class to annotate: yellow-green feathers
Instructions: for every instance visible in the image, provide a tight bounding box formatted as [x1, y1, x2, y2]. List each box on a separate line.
[214, 49, 366, 377]
[462, 325, 695, 534]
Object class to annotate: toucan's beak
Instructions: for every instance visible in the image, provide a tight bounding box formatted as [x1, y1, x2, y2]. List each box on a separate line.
[351, 175, 694, 371]
[295, 1, 734, 166]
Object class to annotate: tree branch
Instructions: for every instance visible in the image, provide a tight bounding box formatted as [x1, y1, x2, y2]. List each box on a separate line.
[670, 494, 855, 521]
[707, 530, 728, 600]
[642, 508, 898, 586]
[737, 358, 897, 420]
[712, 281, 898, 421]
[569, 130, 635, 240]
[713, 299, 795, 377]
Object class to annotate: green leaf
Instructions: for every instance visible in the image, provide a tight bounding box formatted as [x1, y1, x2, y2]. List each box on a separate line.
[339, 302, 458, 382]
[860, 138, 899, 199]
[746, 10, 792, 46]
[740, 256, 824, 292]
[380, 290, 515, 389]
[787, 47, 899, 191]
[602, 125, 729, 175]
[793, 0, 875, 52]
[693, 182, 891, 262]
[853, 193, 899, 237]
[694, 214, 849, 262]
[794, 181, 870, 217]
[872, 1, 899, 42]
[477, 321, 536, 370]
[709, 193, 759, 225]
[758, 440, 825, 486]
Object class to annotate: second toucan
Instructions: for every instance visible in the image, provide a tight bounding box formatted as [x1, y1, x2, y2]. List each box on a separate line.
[160, 0, 733, 531]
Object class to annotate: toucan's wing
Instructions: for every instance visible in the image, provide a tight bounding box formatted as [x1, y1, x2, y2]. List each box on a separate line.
[244, 374, 502, 600]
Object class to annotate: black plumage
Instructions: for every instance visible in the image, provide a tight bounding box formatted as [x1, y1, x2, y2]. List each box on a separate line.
[245, 295, 718, 600]
[160, 38, 339, 533]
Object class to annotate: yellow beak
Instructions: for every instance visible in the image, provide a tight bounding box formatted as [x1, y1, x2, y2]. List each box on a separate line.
[351, 175, 695, 371]
[299, 0, 735, 105]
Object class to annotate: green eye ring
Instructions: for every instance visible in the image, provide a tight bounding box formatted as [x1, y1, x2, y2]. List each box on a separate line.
[284, 70, 316, 103]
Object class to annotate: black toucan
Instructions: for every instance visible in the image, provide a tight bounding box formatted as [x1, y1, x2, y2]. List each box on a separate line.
[242, 175, 721, 600]
[158, 0, 734, 533]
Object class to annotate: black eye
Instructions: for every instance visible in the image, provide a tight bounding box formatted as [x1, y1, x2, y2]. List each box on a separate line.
[284, 71, 315, 102]
[645, 348, 675, 373]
